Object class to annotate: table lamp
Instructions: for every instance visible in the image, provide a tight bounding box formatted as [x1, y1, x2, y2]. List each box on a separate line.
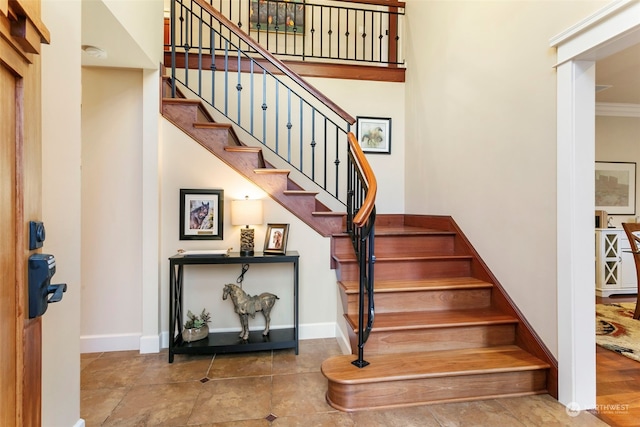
[231, 196, 263, 256]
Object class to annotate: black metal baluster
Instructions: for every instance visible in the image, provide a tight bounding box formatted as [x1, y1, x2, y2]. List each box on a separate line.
[309, 5, 315, 60]
[378, 12, 384, 63]
[323, 117, 328, 191]
[198, 18, 203, 96]
[327, 7, 332, 60]
[311, 109, 316, 181]
[370, 10, 374, 63]
[361, 10, 366, 63]
[250, 60, 255, 135]
[224, 40, 229, 115]
[210, 26, 216, 109]
[262, 69, 267, 145]
[334, 126, 340, 199]
[275, 80, 279, 153]
[236, 47, 242, 125]
[287, 88, 292, 162]
[299, 98, 304, 170]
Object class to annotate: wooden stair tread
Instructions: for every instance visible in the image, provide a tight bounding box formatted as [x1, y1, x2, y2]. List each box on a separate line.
[313, 211, 346, 217]
[254, 168, 290, 174]
[194, 122, 232, 129]
[321, 345, 550, 384]
[346, 307, 517, 330]
[375, 227, 456, 236]
[284, 190, 320, 196]
[162, 97, 199, 105]
[339, 277, 492, 294]
[334, 254, 473, 264]
[224, 146, 260, 153]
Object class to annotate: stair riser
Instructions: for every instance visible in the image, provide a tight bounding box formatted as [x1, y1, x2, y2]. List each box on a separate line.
[374, 234, 456, 256]
[348, 324, 516, 354]
[336, 259, 471, 282]
[342, 288, 491, 315]
[163, 103, 201, 127]
[326, 370, 548, 412]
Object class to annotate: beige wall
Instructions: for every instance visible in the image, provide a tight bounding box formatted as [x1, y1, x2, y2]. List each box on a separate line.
[403, 0, 608, 357]
[596, 114, 640, 227]
[41, 1, 82, 425]
[160, 121, 339, 339]
[307, 77, 405, 214]
[81, 68, 144, 348]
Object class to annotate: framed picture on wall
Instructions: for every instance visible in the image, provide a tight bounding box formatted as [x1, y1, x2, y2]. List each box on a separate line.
[595, 161, 636, 215]
[356, 116, 391, 154]
[249, 0, 305, 34]
[179, 189, 224, 240]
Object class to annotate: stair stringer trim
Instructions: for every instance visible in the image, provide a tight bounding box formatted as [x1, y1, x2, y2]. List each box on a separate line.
[402, 214, 559, 399]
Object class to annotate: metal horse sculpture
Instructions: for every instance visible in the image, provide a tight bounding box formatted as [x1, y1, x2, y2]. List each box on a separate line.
[222, 283, 279, 340]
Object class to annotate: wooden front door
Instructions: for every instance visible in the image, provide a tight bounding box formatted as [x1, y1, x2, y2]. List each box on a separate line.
[0, 2, 50, 426]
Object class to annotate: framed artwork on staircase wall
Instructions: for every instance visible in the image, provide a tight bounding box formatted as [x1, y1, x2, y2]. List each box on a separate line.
[356, 116, 392, 154]
[179, 189, 224, 240]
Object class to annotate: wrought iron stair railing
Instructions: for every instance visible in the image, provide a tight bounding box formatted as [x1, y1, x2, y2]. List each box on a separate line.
[175, 0, 406, 68]
[171, 0, 356, 205]
[347, 132, 376, 367]
[169, 0, 376, 366]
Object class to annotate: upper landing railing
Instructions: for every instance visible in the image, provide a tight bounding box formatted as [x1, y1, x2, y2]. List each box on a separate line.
[192, 0, 405, 68]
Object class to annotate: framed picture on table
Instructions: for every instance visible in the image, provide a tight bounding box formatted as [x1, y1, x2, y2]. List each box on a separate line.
[264, 223, 289, 254]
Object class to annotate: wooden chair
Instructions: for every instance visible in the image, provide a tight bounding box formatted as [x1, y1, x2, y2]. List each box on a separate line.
[620, 223, 640, 319]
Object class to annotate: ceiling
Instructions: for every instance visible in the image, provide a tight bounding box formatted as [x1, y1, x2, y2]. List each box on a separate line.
[80, 1, 155, 69]
[595, 42, 640, 104]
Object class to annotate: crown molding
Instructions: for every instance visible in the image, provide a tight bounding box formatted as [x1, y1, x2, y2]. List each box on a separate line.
[596, 102, 640, 117]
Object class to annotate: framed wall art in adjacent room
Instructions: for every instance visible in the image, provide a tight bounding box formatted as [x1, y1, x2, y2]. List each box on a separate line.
[595, 161, 636, 215]
[180, 189, 224, 240]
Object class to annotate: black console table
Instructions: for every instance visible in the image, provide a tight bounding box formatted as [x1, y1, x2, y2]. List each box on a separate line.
[168, 251, 299, 363]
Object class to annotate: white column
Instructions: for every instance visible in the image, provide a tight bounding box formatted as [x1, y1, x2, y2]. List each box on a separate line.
[556, 59, 596, 409]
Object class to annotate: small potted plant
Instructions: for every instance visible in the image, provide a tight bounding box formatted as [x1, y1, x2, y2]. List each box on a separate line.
[182, 309, 211, 342]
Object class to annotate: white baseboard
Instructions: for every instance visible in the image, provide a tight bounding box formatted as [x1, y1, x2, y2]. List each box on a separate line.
[139, 334, 161, 353]
[80, 333, 141, 353]
[73, 419, 85, 427]
[334, 324, 351, 355]
[88, 323, 338, 353]
[298, 322, 336, 340]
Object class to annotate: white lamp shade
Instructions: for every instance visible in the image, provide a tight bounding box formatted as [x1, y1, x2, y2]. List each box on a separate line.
[231, 199, 263, 226]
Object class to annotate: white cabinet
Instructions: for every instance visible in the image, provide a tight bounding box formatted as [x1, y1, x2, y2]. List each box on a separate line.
[595, 228, 638, 297]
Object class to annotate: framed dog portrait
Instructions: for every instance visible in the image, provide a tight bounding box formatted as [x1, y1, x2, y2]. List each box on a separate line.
[179, 189, 224, 240]
[264, 223, 289, 254]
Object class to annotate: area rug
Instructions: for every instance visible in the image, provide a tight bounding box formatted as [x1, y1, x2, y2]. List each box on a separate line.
[596, 302, 640, 363]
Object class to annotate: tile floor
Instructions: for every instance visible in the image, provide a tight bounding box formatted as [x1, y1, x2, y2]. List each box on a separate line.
[81, 338, 608, 426]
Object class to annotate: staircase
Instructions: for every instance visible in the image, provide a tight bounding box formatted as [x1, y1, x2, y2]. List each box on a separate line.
[163, 0, 557, 412]
[323, 214, 557, 411]
[161, 78, 345, 238]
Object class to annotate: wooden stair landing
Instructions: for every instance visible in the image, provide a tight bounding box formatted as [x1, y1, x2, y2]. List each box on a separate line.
[322, 346, 549, 412]
[324, 215, 556, 411]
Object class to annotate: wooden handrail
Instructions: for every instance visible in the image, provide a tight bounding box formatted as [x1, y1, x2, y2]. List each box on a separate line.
[193, 0, 356, 125]
[345, 0, 405, 7]
[348, 132, 377, 227]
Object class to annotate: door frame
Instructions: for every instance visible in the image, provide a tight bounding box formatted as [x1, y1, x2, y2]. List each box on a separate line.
[552, 0, 640, 410]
